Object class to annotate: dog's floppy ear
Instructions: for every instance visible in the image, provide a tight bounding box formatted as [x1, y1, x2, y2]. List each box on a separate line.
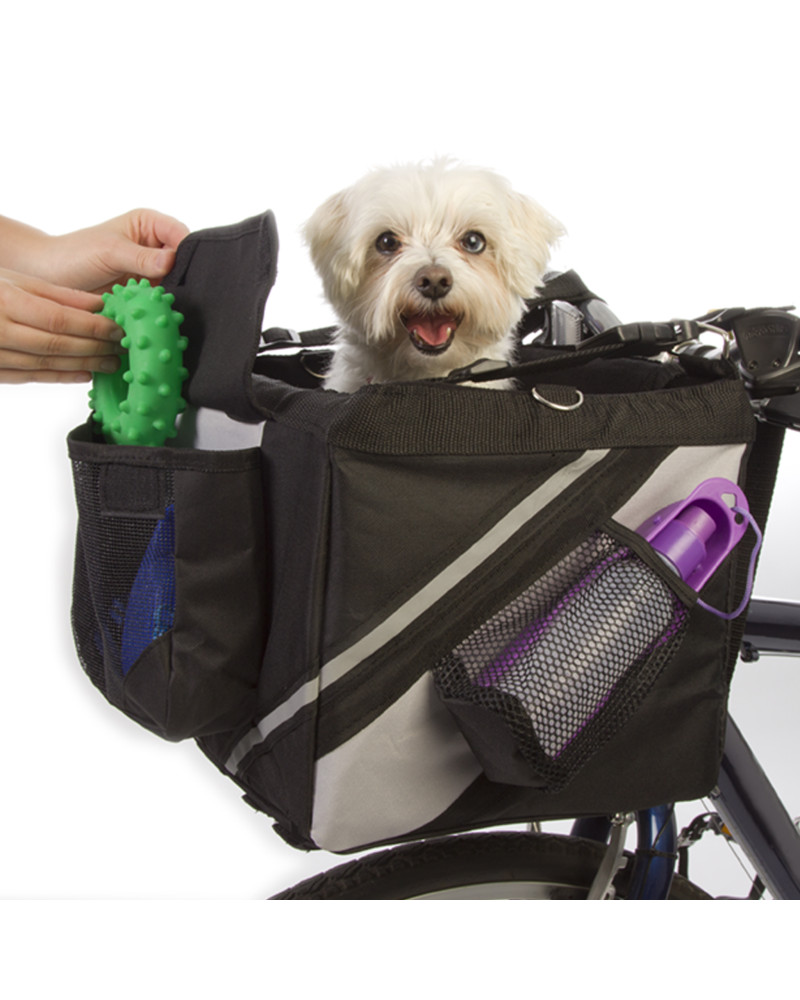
[503, 192, 565, 295]
[303, 189, 363, 307]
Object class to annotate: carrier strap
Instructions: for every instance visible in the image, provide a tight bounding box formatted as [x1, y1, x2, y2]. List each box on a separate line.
[260, 325, 336, 347]
[444, 320, 702, 386]
[256, 271, 606, 354]
[726, 419, 785, 666]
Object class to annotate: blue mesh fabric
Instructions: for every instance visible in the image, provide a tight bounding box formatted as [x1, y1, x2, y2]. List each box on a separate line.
[120, 506, 176, 675]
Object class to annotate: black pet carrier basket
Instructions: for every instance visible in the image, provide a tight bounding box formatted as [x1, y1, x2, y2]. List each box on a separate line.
[68, 212, 780, 853]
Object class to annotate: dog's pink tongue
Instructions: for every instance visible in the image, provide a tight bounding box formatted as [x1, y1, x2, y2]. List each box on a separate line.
[405, 315, 456, 346]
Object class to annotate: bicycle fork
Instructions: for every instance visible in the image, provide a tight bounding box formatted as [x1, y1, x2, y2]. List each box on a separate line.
[572, 805, 678, 899]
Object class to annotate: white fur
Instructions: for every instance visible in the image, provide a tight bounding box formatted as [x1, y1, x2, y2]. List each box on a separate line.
[304, 160, 564, 392]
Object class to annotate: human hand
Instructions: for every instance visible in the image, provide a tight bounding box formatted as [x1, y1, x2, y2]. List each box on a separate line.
[0, 268, 124, 384]
[36, 209, 190, 292]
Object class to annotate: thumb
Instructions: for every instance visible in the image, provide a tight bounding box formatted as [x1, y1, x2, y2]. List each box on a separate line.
[132, 245, 177, 280]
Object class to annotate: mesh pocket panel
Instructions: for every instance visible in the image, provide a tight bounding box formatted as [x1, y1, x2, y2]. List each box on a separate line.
[120, 505, 175, 675]
[434, 531, 689, 790]
[71, 458, 175, 702]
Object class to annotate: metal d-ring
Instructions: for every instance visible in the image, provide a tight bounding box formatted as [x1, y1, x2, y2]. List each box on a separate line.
[299, 349, 330, 379]
[672, 322, 734, 360]
[531, 386, 585, 411]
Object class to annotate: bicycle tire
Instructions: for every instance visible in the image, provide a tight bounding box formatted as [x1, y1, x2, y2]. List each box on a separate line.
[271, 831, 711, 899]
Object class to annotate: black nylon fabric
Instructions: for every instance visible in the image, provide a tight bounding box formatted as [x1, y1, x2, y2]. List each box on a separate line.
[162, 210, 278, 422]
[314, 447, 679, 758]
[66, 212, 783, 855]
[321, 451, 582, 655]
[245, 362, 753, 456]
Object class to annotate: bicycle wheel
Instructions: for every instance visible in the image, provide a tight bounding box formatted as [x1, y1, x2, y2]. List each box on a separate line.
[271, 831, 711, 899]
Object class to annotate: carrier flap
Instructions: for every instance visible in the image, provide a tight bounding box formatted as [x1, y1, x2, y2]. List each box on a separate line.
[162, 210, 278, 422]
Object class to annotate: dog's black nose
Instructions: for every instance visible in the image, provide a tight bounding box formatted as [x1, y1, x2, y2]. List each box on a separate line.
[414, 265, 452, 300]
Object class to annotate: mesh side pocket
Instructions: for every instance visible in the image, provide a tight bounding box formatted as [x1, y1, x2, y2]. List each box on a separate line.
[433, 531, 689, 790]
[69, 428, 268, 741]
[71, 458, 176, 716]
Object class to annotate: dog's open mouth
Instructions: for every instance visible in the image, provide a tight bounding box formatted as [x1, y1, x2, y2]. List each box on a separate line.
[402, 313, 460, 354]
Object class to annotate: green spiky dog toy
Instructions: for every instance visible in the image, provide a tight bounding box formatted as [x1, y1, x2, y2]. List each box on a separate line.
[89, 278, 189, 446]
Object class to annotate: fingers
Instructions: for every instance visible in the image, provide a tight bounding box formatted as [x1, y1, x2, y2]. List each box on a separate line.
[78, 233, 178, 292]
[34, 281, 107, 315]
[0, 335, 122, 364]
[0, 365, 96, 385]
[0, 276, 122, 344]
[127, 243, 179, 283]
[40, 210, 190, 292]
[0, 339, 122, 381]
[0, 338, 122, 383]
[130, 208, 190, 252]
[101, 209, 191, 285]
[0, 271, 124, 382]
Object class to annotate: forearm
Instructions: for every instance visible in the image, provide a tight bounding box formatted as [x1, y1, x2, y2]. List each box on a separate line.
[0, 209, 189, 293]
[0, 217, 51, 276]
[0, 216, 99, 287]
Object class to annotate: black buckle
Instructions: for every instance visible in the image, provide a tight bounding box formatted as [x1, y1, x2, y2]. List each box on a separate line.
[696, 306, 800, 395]
[581, 319, 698, 352]
[445, 358, 512, 382]
[731, 308, 800, 392]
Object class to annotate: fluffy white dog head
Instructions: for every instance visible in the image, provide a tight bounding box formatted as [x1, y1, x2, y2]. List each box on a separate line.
[304, 160, 563, 391]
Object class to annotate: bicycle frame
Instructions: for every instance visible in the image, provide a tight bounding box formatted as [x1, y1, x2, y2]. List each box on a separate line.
[713, 716, 800, 899]
[575, 597, 800, 899]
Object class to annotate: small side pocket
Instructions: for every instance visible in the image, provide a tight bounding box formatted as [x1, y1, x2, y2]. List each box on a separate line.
[68, 423, 268, 740]
[433, 527, 691, 791]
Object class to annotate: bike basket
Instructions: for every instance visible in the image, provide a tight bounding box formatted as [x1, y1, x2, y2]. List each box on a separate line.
[67, 212, 777, 854]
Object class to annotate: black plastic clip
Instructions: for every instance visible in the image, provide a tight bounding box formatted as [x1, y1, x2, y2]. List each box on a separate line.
[730, 308, 800, 392]
[579, 318, 699, 354]
[445, 358, 512, 382]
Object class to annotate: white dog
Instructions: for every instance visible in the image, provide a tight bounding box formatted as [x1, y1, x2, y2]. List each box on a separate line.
[304, 160, 563, 392]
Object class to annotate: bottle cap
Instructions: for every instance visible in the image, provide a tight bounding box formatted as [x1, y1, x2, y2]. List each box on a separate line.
[636, 478, 749, 591]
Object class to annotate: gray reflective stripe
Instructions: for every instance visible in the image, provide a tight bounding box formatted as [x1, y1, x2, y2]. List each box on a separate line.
[225, 448, 610, 774]
[225, 678, 319, 773]
[310, 673, 483, 852]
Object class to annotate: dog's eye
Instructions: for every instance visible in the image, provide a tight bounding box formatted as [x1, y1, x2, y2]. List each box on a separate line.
[375, 231, 402, 255]
[460, 231, 487, 254]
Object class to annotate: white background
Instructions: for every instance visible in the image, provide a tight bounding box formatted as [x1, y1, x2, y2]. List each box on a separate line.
[1, 0, 797, 986]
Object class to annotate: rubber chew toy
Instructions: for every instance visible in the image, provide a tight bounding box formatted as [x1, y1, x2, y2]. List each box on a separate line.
[89, 278, 188, 446]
